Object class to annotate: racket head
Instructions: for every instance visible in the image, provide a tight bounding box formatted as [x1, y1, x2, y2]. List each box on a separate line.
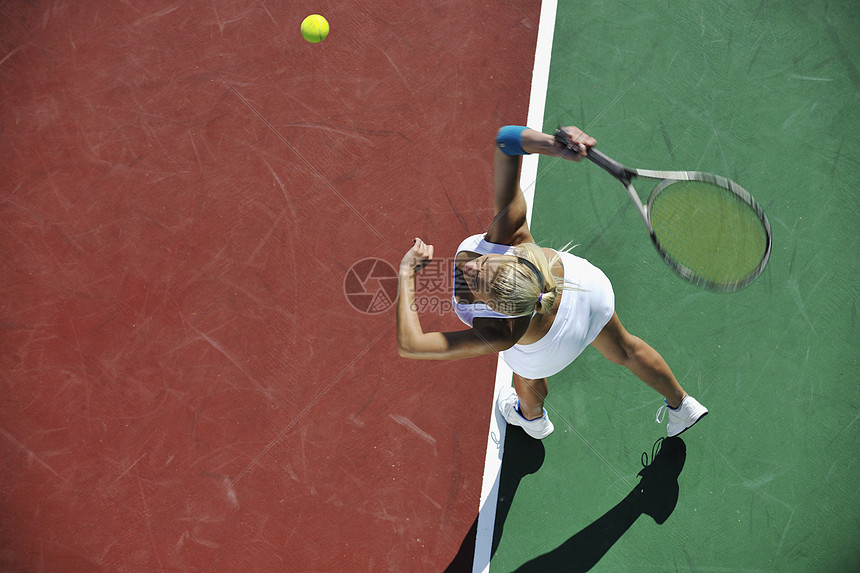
[645, 172, 772, 292]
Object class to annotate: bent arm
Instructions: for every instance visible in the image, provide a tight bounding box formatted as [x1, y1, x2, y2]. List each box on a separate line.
[396, 266, 520, 360]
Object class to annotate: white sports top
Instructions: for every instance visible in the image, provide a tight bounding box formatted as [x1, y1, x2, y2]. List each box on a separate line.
[451, 233, 616, 379]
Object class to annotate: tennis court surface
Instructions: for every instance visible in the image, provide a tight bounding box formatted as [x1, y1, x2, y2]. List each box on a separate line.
[1, 1, 857, 571]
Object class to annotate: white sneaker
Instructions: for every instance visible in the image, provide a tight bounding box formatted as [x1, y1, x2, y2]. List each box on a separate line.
[656, 396, 708, 437]
[497, 386, 554, 439]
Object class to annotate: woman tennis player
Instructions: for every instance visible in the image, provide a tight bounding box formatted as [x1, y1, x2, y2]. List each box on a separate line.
[396, 125, 707, 439]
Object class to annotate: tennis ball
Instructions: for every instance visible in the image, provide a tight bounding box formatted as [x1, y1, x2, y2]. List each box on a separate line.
[301, 14, 329, 43]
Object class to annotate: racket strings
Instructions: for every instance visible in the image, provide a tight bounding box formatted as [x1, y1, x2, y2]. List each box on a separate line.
[649, 181, 768, 288]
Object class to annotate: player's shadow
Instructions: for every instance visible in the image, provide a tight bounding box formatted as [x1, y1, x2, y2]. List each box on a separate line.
[513, 436, 687, 572]
[445, 425, 546, 572]
[446, 434, 686, 573]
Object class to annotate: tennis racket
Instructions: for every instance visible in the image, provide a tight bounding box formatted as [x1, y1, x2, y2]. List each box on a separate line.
[554, 127, 772, 292]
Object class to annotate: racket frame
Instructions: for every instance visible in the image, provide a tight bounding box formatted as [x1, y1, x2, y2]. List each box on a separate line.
[554, 127, 772, 291]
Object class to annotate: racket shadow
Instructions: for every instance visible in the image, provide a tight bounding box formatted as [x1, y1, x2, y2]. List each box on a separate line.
[513, 436, 687, 573]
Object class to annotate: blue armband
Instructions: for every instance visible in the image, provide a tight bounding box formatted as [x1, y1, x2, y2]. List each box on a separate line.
[496, 125, 530, 156]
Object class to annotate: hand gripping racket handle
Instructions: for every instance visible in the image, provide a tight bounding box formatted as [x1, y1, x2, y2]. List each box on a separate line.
[554, 126, 635, 184]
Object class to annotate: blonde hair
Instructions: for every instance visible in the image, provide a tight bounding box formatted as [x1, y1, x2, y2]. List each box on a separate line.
[490, 242, 575, 317]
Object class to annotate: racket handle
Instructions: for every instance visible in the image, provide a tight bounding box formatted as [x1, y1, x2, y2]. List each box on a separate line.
[553, 126, 634, 184]
[583, 148, 635, 184]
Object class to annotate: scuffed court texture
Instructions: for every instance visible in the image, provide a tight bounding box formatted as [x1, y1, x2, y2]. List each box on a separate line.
[2, 1, 858, 572]
[1, 1, 541, 570]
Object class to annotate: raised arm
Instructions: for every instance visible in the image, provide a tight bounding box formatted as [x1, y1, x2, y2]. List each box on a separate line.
[485, 126, 596, 245]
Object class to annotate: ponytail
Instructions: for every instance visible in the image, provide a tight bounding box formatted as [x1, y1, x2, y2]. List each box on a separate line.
[489, 242, 574, 317]
[515, 243, 562, 314]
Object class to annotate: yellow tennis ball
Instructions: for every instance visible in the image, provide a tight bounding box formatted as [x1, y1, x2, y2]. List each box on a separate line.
[301, 14, 329, 43]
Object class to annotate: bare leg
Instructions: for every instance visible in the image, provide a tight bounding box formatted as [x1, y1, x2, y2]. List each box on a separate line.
[513, 373, 548, 420]
[590, 313, 686, 408]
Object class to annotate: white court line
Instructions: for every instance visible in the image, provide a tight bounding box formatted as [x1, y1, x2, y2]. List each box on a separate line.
[471, 1, 557, 571]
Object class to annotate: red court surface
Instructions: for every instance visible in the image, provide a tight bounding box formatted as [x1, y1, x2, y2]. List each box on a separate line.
[1, 1, 542, 570]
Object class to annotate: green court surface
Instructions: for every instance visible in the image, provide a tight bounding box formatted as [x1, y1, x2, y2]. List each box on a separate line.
[491, 2, 859, 571]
